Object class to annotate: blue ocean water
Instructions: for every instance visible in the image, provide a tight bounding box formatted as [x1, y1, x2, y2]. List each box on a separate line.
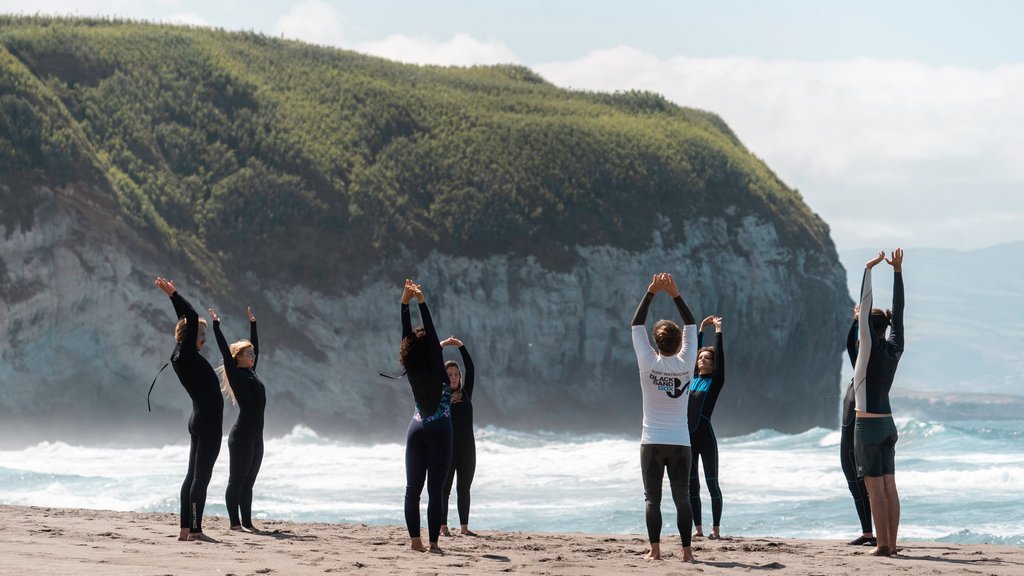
[1, 419, 1021, 545]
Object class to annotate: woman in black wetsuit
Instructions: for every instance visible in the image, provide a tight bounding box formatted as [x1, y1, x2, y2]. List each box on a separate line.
[841, 306, 875, 547]
[210, 306, 266, 533]
[439, 335, 477, 537]
[853, 248, 905, 557]
[154, 277, 222, 543]
[399, 279, 453, 553]
[688, 315, 725, 540]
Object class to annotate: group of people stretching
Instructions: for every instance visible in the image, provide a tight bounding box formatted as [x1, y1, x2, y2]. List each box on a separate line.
[628, 249, 904, 562]
[154, 247, 903, 560]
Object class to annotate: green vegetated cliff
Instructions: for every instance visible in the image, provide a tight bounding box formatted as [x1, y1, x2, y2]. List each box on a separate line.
[0, 17, 850, 440]
[1, 16, 827, 291]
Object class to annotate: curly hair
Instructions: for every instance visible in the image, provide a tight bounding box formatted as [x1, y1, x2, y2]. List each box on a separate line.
[399, 327, 430, 370]
[653, 319, 682, 356]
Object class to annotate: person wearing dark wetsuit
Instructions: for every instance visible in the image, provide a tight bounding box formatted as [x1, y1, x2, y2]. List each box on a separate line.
[842, 313, 875, 546]
[211, 306, 266, 533]
[688, 315, 725, 540]
[631, 273, 697, 562]
[852, 248, 904, 557]
[439, 336, 476, 537]
[155, 277, 222, 543]
[399, 279, 453, 554]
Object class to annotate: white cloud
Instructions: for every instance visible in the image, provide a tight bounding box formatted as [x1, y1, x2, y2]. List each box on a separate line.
[534, 49, 1024, 250]
[356, 32, 519, 67]
[272, 0, 345, 47]
[161, 12, 210, 27]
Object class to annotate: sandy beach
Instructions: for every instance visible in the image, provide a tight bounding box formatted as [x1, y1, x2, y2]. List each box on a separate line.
[1, 505, 1021, 575]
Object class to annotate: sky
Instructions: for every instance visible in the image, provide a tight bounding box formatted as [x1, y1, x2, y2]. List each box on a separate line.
[4, 1, 1023, 252]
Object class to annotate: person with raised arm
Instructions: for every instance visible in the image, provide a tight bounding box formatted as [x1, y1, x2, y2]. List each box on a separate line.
[154, 277, 222, 543]
[211, 306, 266, 534]
[853, 248, 905, 557]
[631, 272, 698, 562]
[688, 315, 725, 540]
[841, 305, 875, 547]
[399, 279, 453, 553]
[439, 335, 477, 538]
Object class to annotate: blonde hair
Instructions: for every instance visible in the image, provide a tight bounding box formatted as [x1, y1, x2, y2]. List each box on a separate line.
[175, 317, 207, 342]
[216, 340, 253, 405]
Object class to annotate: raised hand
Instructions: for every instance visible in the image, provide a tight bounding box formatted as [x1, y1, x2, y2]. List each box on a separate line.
[885, 248, 904, 272]
[208, 308, 220, 323]
[401, 279, 416, 304]
[647, 273, 663, 294]
[700, 315, 714, 330]
[663, 273, 680, 298]
[154, 277, 176, 297]
[247, 306, 256, 322]
[866, 251, 886, 269]
[712, 316, 723, 332]
[441, 335, 463, 347]
[406, 279, 425, 303]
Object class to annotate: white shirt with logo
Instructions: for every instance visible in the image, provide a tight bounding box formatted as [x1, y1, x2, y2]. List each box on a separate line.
[632, 324, 697, 446]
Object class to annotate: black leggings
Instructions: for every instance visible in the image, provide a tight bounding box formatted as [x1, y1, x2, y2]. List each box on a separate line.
[442, 436, 476, 526]
[688, 423, 723, 528]
[180, 431, 221, 533]
[640, 444, 692, 546]
[841, 432, 873, 534]
[404, 417, 453, 542]
[225, 434, 264, 528]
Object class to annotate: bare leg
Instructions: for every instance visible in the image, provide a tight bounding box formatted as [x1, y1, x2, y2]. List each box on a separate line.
[863, 476, 891, 556]
[884, 474, 900, 553]
[645, 542, 662, 560]
[410, 536, 427, 552]
[178, 527, 190, 541]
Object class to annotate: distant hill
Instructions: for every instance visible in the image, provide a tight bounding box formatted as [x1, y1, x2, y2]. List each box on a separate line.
[839, 242, 1024, 402]
[0, 17, 850, 443]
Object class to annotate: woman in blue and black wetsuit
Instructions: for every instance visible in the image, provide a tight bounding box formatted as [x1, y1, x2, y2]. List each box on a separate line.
[399, 279, 453, 553]
[154, 277, 223, 543]
[211, 306, 267, 534]
[853, 248, 905, 557]
[439, 335, 477, 538]
[841, 307, 875, 547]
[689, 315, 725, 540]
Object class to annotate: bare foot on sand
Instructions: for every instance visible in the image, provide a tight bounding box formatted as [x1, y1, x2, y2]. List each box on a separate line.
[410, 537, 427, 552]
[681, 546, 695, 562]
[429, 542, 444, 555]
[869, 546, 892, 557]
[242, 525, 262, 534]
[460, 526, 477, 536]
[440, 526, 452, 537]
[178, 528, 190, 541]
[187, 532, 219, 543]
[645, 543, 662, 560]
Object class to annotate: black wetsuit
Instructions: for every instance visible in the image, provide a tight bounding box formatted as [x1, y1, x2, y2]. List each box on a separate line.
[853, 269, 905, 477]
[402, 301, 453, 543]
[443, 345, 476, 527]
[168, 292, 223, 534]
[688, 330, 724, 529]
[214, 319, 266, 529]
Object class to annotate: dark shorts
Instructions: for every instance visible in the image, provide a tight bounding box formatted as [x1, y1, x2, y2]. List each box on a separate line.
[854, 416, 898, 477]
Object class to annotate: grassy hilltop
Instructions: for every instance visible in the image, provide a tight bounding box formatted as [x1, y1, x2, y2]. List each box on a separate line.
[1, 16, 829, 293]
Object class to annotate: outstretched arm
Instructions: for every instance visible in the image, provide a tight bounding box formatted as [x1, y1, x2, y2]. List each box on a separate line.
[459, 344, 475, 401]
[663, 274, 696, 326]
[158, 277, 199, 355]
[248, 306, 259, 369]
[210, 309, 234, 367]
[631, 274, 664, 326]
[712, 317, 725, 388]
[887, 248, 905, 352]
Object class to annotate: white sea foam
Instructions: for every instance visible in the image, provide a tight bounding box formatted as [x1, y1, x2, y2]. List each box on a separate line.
[1, 420, 1022, 544]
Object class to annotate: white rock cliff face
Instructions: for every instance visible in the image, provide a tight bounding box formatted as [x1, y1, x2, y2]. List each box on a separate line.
[0, 189, 851, 444]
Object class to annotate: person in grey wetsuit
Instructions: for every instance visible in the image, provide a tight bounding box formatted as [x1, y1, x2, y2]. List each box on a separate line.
[853, 248, 904, 557]
[842, 309, 875, 546]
